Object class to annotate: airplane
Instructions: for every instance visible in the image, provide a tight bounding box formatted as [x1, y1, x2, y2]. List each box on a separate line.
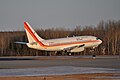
[16, 22, 102, 53]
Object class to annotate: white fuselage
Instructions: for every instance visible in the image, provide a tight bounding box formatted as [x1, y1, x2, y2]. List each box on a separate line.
[27, 36, 102, 52]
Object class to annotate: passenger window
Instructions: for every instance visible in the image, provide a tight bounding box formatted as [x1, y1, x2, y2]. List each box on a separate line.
[76, 38, 82, 41]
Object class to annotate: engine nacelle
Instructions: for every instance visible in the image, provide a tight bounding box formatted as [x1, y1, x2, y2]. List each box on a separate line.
[70, 47, 84, 52]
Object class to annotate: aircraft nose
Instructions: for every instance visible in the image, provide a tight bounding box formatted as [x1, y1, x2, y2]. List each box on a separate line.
[98, 39, 102, 44]
[96, 38, 102, 44]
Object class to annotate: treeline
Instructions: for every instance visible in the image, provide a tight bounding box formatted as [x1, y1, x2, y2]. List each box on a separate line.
[0, 20, 120, 56]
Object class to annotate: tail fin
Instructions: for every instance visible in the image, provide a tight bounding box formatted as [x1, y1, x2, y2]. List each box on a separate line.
[24, 22, 44, 43]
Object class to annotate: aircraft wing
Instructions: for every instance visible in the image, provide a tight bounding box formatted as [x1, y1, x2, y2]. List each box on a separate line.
[63, 44, 85, 52]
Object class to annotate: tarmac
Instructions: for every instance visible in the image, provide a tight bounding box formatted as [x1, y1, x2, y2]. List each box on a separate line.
[0, 55, 120, 77]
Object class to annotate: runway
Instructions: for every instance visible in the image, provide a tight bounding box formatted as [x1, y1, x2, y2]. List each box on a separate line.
[0, 56, 120, 77]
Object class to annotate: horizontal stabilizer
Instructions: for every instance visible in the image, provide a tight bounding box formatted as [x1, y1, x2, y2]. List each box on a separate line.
[15, 42, 27, 45]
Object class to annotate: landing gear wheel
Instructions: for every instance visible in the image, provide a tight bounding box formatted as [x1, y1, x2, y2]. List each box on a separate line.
[67, 52, 72, 56]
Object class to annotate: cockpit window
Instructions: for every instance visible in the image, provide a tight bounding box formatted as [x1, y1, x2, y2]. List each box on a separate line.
[96, 38, 100, 40]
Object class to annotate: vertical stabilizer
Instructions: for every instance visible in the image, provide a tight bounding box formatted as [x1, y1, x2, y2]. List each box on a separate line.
[24, 22, 44, 43]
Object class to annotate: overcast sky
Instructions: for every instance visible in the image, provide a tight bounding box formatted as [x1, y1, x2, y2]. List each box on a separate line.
[0, 0, 120, 31]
